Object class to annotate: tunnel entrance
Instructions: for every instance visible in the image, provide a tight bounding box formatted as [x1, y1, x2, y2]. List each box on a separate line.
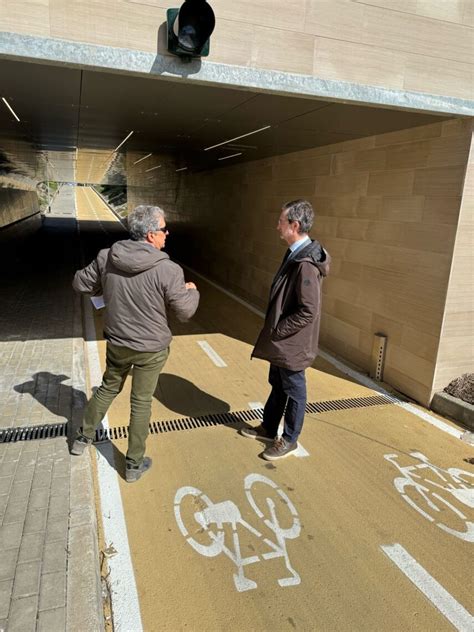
[0, 55, 471, 407]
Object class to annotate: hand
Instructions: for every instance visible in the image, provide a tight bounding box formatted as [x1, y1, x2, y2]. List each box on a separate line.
[185, 282, 197, 290]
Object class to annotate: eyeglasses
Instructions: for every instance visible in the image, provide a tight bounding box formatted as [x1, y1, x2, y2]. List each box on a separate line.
[155, 226, 168, 234]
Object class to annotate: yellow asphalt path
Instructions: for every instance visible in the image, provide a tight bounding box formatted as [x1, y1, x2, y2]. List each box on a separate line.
[76, 194, 474, 631]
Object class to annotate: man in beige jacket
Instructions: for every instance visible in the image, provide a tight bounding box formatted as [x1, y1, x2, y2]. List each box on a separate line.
[71, 205, 199, 481]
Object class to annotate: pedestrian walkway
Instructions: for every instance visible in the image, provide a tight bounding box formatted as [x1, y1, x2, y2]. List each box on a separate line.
[48, 185, 76, 218]
[0, 192, 105, 630]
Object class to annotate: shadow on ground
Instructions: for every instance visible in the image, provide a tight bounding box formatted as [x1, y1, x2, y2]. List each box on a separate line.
[155, 373, 230, 416]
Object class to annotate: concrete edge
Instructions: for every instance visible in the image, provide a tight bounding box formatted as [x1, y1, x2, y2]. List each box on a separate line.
[431, 391, 474, 432]
[66, 290, 104, 631]
[0, 31, 473, 117]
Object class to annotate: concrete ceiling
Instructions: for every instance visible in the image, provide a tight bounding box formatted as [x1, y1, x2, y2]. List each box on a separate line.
[0, 57, 454, 182]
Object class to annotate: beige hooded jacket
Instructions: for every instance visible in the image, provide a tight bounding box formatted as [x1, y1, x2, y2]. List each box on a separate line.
[73, 239, 199, 353]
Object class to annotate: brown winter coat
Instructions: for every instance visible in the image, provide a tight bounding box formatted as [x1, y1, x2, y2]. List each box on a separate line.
[252, 239, 330, 371]
[73, 239, 199, 353]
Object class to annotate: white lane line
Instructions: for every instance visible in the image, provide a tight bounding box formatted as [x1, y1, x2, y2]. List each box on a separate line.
[381, 543, 474, 631]
[83, 298, 143, 632]
[197, 340, 227, 367]
[247, 402, 310, 457]
[179, 264, 464, 442]
[396, 402, 463, 439]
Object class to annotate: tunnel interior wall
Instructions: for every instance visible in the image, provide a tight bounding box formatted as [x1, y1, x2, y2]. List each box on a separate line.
[3, 0, 472, 102]
[0, 188, 40, 229]
[128, 118, 471, 407]
[432, 122, 474, 396]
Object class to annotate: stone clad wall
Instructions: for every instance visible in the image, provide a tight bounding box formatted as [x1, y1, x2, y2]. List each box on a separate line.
[432, 122, 474, 394]
[0, 188, 40, 229]
[2, 0, 472, 101]
[128, 119, 471, 406]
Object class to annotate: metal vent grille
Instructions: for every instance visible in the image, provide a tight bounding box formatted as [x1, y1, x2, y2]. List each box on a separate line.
[0, 394, 397, 444]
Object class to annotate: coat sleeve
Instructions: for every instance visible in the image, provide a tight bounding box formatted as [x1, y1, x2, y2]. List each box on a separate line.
[272, 263, 320, 340]
[72, 259, 103, 295]
[163, 263, 200, 322]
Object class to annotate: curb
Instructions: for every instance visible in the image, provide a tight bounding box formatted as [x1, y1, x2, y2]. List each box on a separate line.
[66, 270, 105, 631]
[431, 391, 474, 432]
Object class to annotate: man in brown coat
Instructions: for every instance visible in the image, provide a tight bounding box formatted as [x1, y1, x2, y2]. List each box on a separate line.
[241, 199, 330, 460]
[71, 205, 199, 481]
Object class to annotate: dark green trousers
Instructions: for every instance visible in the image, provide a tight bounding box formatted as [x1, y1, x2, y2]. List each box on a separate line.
[81, 342, 169, 465]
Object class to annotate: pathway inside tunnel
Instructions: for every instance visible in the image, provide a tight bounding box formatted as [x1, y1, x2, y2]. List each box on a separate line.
[74, 190, 474, 631]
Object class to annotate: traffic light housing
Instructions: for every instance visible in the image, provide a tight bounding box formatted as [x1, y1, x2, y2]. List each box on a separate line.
[167, 0, 216, 58]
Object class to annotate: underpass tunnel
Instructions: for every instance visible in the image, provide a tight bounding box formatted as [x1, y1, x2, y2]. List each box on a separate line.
[0, 56, 472, 411]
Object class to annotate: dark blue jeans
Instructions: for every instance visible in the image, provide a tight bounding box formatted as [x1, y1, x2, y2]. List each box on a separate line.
[262, 364, 307, 444]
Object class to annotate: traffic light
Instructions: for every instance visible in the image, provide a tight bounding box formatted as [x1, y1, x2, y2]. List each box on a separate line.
[167, 0, 216, 58]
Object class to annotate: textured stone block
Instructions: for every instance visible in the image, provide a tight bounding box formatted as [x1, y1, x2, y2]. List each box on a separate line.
[37, 606, 66, 632]
[0, 580, 13, 619]
[0, 477, 13, 496]
[12, 561, 41, 598]
[39, 572, 66, 611]
[0, 523, 23, 550]
[2, 501, 27, 526]
[42, 542, 67, 574]
[23, 508, 48, 535]
[31, 471, 52, 490]
[28, 488, 50, 511]
[45, 515, 69, 545]
[8, 595, 39, 632]
[18, 532, 44, 564]
[0, 549, 18, 581]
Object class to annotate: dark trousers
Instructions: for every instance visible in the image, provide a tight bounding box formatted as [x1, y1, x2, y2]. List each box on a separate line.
[262, 364, 307, 444]
[80, 342, 169, 465]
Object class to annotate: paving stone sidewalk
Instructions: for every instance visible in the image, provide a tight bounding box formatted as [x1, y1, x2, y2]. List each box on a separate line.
[0, 214, 103, 631]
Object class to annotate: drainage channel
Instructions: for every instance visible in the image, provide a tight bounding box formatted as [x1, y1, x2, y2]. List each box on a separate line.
[0, 394, 397, 444]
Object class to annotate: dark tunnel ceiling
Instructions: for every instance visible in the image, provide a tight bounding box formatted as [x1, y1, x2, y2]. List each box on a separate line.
[0, 58, 454, 172]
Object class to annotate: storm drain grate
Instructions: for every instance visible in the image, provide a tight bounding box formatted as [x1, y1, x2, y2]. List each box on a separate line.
[0, 394, 396, 444]
[0, 423, 67, 444]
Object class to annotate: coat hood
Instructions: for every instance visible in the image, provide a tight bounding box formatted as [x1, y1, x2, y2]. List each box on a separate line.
[108, 239, 169, 274]
[293, 239, 331, 277]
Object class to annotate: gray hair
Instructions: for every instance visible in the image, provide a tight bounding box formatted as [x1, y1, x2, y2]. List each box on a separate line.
[127, 205, 165, 241]
[282, 199, 314, 234]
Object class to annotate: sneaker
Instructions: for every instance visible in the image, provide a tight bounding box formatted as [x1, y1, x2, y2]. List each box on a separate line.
[262, 437, 298, 461]
[125, 457, 153, 483]
[240, 423, 275, 442]
[71, 435, 93, 456]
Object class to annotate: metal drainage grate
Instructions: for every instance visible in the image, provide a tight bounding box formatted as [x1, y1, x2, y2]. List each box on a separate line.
[0, 423, 67, 444]
[0, 394, 396, 444]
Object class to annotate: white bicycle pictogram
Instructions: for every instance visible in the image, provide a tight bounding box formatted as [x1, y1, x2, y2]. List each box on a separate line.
[385, 451, 474, 542]
[174, 473, 301, 592]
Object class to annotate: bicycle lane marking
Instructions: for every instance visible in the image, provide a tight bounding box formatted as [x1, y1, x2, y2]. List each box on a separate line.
[380, 544, 474, 631]
[173, 473, 302, 592]
[82, 282, 143, 631]
[248, 401, 309, 457]
[384, 451, 474, 542]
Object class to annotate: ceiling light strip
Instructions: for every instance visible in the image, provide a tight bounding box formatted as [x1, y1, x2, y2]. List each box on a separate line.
[145, 165, 162, 172]
[2, 97, 20, 122]
[175, 167, 188, 172]
[113, 130, 134, 152]
[218, 152, 242, 161]
[133, 153, 152, 165]
[204, 125, 270, 152]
